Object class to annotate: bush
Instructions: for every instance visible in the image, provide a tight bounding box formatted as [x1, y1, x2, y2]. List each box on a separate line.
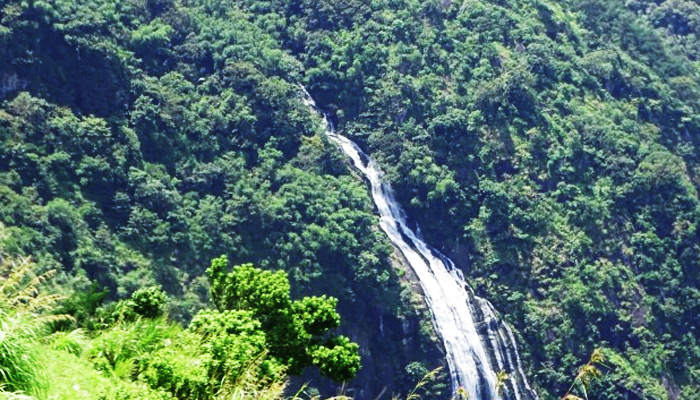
[110, 286, 168, 322]
[87, 317, 184, 372]
[141, 353, 209, 400]
[130, 287, 168, 319]
[48, 329, 89, 356]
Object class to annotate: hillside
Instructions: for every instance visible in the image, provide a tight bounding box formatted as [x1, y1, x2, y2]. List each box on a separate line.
[2, 0, 700, 399]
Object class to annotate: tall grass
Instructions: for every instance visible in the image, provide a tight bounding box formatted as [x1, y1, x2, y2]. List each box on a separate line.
[0, 391, 34, 400]
[561, 349, 606, 400]
[395, 367, 443, 400]
[87, 316, 186, 372]
[48, 329, 89, 356]
[0, 254, 72, 399]
[0, 309, 47, 398]
[214, 353, 288, 400]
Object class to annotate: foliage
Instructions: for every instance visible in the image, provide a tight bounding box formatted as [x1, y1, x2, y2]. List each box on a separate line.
[111, 286, 168, 322]
[206, 255, 360, 381]
[0, 255, 68, 318]
[48, 328, 89, 357]
[396, 366, 444, 400]
[0, 309, 47, 399]
[560, 349, 606, 400]
[70, 256, 359, 399]
[244, 0, 700, 397]
[0, 0, 431, 393]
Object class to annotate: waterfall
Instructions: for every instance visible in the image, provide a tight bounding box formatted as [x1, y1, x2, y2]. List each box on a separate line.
[303, 91, 538, 400]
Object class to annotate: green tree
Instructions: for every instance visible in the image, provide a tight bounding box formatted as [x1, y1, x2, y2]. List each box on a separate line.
[206, 255, 360, 381]
[130, 286, 168, 319]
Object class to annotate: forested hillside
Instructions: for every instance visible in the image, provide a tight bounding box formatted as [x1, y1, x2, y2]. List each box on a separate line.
[0, 0, 443, 397]
[2, 0, 700, 399]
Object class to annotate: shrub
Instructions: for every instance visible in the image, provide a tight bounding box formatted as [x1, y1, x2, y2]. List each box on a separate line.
[130, 287, 167, 319]
[48, 329, 88, 356]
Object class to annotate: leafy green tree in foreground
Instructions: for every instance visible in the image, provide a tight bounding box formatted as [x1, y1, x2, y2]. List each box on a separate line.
[206, 255, 361, 381]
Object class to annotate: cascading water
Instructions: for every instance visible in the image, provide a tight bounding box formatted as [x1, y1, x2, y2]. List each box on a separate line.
[303, 91, 538, 400]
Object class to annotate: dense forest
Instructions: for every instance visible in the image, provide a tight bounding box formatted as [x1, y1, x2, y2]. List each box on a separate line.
[2, 0, 700, 399]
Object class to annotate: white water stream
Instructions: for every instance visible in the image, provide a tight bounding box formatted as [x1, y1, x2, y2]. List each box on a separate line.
[303, 91, 538, 400]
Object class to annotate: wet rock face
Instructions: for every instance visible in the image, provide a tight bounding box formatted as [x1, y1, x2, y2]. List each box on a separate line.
[291, 306, 449, 400]
[0, 73, 28, 99]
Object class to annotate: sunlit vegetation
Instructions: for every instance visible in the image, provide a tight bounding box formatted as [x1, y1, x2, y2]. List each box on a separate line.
[0, 253, 361, 399]
[242, 0, 700, 398]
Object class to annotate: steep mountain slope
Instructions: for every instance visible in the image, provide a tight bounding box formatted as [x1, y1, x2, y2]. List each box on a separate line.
[247, 0, 700, 398]
[2, 0, 700, 399]
[0, 0, 444, 397]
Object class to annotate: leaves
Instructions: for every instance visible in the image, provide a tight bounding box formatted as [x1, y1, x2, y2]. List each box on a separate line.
[205, 255, 360, 381]
[561, 349, 607, 400]
[3, 0, 700, 397]
[0, 254, 72, 397]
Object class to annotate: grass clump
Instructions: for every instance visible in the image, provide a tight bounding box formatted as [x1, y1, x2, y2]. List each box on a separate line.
[0, 255, 72, 399]
[47, 329, 89, 357]
[0, 309, 47, 398]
